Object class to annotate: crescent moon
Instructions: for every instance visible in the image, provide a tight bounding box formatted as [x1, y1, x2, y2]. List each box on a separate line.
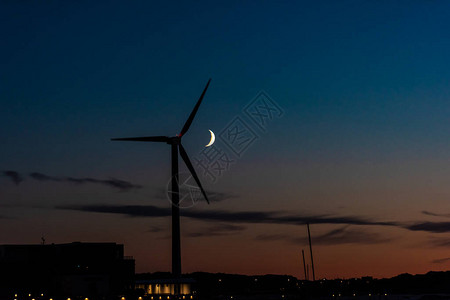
[206, 130, 215, 147]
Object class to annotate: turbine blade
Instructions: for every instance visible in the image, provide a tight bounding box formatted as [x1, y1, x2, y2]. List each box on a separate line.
[111, 136, 169, 142]
[179, 78, 211, 137]
[178, 143, 209, 204]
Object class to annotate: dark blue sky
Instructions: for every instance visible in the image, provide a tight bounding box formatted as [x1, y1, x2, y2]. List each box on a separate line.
[2, 1, 450, 278]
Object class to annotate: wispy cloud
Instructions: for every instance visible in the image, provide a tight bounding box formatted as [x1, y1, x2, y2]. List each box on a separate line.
[207, 191, 238, 202]
[256, 226, 391, 245]
[147, 226, 164, 233]
[404, 222, 450, 233]
[57, 204, 398, 228]
[255, 234, 288, 241]
[58, 204, 169, 217]
[308, 227, 392, 245]
[29, 172, 142, 191]
[2, 170, 23, 185]
[429, 237, 450, 248]
[187, 224, 246, 237]
[153, 187, 237, 203]
[422, 211, 450, 218]
[59, 203, 450, 239]
[431, 257, 450, 264]
[29, 172, 60, 181]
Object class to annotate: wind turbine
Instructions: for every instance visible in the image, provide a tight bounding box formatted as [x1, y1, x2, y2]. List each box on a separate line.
[111, 79, 211, 280]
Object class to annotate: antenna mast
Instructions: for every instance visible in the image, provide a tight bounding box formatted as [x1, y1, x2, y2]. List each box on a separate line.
[307, 223, 316, 281]
[302, 249, 307, 280]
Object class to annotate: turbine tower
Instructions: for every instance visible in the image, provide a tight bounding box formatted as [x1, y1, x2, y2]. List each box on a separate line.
[111, 79, 211, 279]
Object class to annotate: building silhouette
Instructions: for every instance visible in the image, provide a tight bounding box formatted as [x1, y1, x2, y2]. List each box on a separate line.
[0, 242, 134, 299]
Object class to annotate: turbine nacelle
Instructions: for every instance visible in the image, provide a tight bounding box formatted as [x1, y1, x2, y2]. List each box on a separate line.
[167, 136, 181, 145]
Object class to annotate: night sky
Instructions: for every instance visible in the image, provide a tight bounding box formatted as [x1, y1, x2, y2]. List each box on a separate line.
[2, 1, 450, 279]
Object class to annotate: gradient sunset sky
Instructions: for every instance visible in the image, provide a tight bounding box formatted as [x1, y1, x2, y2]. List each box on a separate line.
[2, 1, 450, 279]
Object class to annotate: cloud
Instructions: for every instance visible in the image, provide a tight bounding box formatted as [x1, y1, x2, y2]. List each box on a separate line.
[29, 172, 60, 181]
[429, 237, 450, 248]
[29, 172, 142, 191]
[256, 226, 391, 245]
[57, 204, 398, 229]
[2, 170, 23, 185]
[396, 212, 450, 233]
[183, 210, 398, 227]
[422, 211, 450, 218]
[431, 257, 450, 264]
[207, 191, 238, 202]
[63, 204, 450, 242]
[58, 204, 170, 217]
[147, 226, 164, 233]
[187, 224, 246, 237]
[153, 187, 236, 203]
[306, 227, 392, 245]
[404, 222, 450, 233]
[255, 234, 288, 241]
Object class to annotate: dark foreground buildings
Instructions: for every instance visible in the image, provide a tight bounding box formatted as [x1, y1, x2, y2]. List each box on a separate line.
[0, 242, 134, 299]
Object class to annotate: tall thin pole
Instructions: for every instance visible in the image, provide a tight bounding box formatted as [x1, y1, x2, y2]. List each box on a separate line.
[307, 223, 316, 281]
[302, 249, 307, 280]
[171, 143, 181, 279]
